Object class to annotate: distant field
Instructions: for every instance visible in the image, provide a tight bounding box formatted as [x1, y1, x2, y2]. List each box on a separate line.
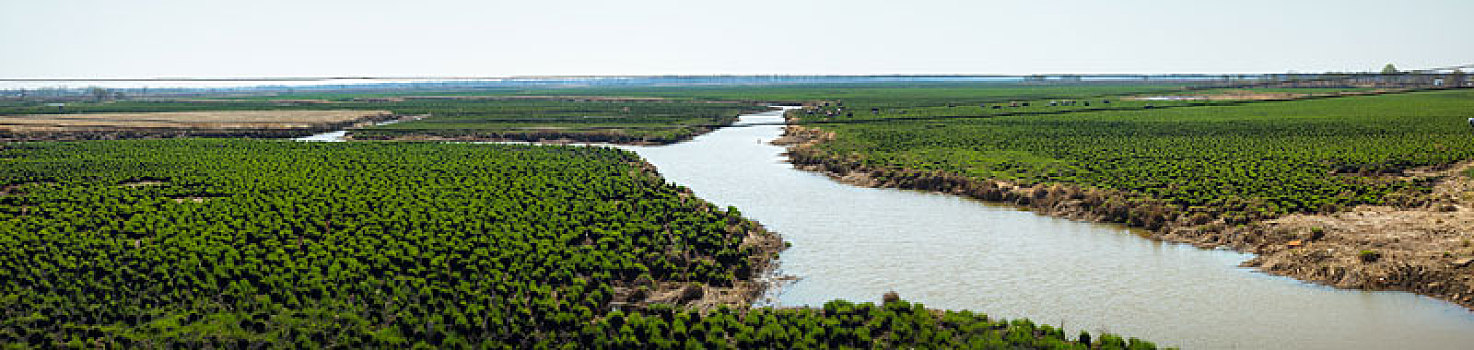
[788, 87, 1402, 125]
[351, 99, 767, 144]
[0, 95, 400, 141]
[0, 110, 389, 131]
[0, 97, 767, 144]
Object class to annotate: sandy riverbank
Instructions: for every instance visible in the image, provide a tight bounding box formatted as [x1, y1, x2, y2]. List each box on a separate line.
[777, 122, 1474, 311]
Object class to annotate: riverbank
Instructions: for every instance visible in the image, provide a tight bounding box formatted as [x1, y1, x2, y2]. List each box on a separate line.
[345, 126, 717, 146]
[777, 122, 1474, 311]
[347, 104, 773, 146]
[1234, 161, 1474, 310]
[614, 160, 789, 310]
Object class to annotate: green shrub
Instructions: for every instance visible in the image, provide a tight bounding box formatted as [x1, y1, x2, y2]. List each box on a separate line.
[1360, 250, 1382, 263]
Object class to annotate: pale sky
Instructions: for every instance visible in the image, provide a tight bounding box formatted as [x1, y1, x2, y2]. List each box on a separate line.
[2, 0, 1471, 78]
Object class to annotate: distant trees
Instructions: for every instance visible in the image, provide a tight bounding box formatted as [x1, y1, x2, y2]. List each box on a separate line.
[87, 86, 115, 102]
[1380, 63, 1399, 74]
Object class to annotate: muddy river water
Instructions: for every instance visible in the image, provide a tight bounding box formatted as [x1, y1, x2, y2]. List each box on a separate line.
[301, 108, 1474, 349]
[623, 108, 1474, 349]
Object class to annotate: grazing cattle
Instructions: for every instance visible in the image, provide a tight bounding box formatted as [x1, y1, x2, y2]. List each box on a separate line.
[1144, 104, 1155, 109]
[1049, 101, 1058, 107]
[1083, 102, 1090, 106]
[871, 108, 880, 115]
[1021, 102, 1030, 107]
[1010, 102, 1019, 107]
[1468, 117, 1474, 129]
[846, 112, 853, 117]
[1102, 99, 1111, 104]
[992, 105, 1002, 110]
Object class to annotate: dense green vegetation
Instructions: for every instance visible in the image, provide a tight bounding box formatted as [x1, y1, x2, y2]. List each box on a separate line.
[796, 89, 1474, 226]
[502, 82, 1187, 107]
[574, 299, 1158, 349]
[787, 87, 1396, 125]
[353, 99, 766, 144]
[0, 140, 761, 347]
[0, 139, 1157, 348]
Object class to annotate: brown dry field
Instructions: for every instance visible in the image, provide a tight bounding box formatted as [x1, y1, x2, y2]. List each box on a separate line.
[0, 110, 391, 132]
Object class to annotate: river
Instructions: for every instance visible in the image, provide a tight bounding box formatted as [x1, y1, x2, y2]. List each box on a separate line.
[624, 108, 1474, 350]
[298, 108, 1474, 349]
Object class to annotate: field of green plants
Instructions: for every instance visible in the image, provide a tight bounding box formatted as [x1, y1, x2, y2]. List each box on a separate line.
[794, 89, 1474, 226]
[506, 82, 1183, 107]
[352, 99, 766, 144]
[0, 139, 1156, 348]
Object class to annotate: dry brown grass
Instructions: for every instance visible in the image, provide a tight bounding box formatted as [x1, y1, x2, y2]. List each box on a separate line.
[0, 110, 391, 132]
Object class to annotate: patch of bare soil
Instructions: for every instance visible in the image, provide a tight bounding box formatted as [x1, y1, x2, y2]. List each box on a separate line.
[119, 180, 167, 187]
[0, 181, 53, 197]
[0, 110, 391, 130]
[0, 184, 22, 196]
[1, 110, 396, 141]
[1234, 162, 1474, 309]
[169, 197, 213, 203]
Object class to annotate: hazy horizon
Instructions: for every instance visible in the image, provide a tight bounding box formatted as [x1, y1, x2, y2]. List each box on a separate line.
[3, 0, 1472, 79]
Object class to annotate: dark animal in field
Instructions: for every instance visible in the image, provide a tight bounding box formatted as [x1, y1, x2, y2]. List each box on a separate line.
[992, 105, 1002, 109]
[1021, 102, 1030, 107]
[1103, 99, 1111, 104]
[1144, 104, 1155, 109]
[1468, 117, 1474, 129]
[1083, 102, 1090, 106]
[871, 108, 880, 115]
[1049, 101, 1058, 107]
[846, 112, 853, 117]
